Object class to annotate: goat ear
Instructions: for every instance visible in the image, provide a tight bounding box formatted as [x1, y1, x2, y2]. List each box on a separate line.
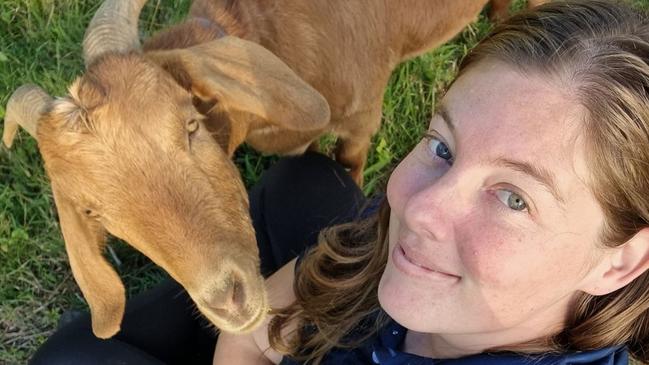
[51, 186, 125, 339]
[147, 36, 330, 131]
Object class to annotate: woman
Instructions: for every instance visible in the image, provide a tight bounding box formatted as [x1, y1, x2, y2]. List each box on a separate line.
[214, 1, 649, 364]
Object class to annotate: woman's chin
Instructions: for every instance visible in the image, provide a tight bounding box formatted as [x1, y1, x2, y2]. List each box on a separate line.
[378, 266, 420, 329]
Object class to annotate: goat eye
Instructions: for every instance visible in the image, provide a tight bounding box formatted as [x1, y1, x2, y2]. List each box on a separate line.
[83, 209, 99, 219]
[186, 119, 199, 134]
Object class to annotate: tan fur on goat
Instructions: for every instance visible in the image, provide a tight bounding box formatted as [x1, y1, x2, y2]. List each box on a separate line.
[4, 33, 330, 338]
[4, 0, 541, 338]
[142, 0, 546, 184]
[143, 0, 487, 184]
[33, 53, 278, 337]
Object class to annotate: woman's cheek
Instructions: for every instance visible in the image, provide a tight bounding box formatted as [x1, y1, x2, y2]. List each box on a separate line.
[387, 146, 445, 213]
[386, 165, 406, 213]
[386, 152, 420, 213]
[456, 217, 526, 289]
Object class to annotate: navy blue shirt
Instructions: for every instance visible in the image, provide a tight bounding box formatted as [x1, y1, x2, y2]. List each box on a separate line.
[279, 317, 628, 364]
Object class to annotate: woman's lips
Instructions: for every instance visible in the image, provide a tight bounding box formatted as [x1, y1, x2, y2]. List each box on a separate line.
[392, 243, 460, 281]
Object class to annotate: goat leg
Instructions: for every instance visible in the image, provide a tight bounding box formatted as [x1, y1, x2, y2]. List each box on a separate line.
[334, 108, 382, 187]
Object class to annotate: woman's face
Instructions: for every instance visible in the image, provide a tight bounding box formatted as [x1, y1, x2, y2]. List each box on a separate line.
[379, 61, 607, 351]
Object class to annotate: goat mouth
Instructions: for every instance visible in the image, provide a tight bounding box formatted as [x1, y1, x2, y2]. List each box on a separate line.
[198, 294, 269, 333]
[235, 303, 269, 332]
[204, 304, 268, 333]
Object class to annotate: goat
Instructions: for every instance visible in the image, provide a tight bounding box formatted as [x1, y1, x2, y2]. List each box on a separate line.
[3, 1, 332, 338]
[3, 0, 535, 338]
[142, 0, 546, 185]
[139, 1, 503, 186]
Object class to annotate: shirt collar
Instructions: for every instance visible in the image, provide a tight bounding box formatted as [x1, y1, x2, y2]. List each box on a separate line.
[367, 319, 629, 365]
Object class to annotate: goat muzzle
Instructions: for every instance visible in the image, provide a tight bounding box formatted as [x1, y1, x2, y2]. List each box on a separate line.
[194, 271, 268, 333]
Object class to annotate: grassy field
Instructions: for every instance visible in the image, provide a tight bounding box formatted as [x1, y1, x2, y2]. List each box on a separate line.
[1, 1, 647, 364]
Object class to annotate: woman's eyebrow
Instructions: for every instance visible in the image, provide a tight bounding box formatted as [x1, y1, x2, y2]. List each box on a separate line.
[435, 104, 456, 135]
[492, 158, 567, 208]
[435, 104, 566, 208]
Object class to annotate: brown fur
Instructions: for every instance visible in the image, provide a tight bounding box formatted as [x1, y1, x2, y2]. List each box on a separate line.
[33, 53, 277, 338]
[142, 0, 546, 184]
[142, 0, 508, 185]
[8, 0, 538, 338]
[489, 0, 549, 21]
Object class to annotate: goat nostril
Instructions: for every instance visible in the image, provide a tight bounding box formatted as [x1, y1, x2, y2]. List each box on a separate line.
[202, 274, 249, 314]
[231, 278, 246, 308]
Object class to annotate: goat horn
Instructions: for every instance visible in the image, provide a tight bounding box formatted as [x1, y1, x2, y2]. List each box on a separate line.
[82, 0, 148, 67]
[3, 85, 53, 148]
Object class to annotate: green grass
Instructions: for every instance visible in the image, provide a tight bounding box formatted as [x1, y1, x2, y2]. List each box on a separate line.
[3, 1, 647, 364]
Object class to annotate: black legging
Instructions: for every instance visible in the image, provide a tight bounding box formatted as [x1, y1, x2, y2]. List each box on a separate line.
[30, 152, 366, 365]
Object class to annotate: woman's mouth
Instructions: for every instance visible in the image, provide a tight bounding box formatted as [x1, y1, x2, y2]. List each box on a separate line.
[392, 243, 461, 282]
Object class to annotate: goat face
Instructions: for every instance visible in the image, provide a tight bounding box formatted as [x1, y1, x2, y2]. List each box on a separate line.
[10, 54, 267, 338]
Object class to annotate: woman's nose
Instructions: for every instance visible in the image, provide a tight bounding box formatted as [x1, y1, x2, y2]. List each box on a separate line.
[401, 170, 467, 243]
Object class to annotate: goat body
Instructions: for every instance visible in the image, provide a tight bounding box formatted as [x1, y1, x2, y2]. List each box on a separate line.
[143, 0, 494, 184]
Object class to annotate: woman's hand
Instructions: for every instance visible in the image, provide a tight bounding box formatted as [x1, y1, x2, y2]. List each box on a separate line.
[213, 258, 298, 365]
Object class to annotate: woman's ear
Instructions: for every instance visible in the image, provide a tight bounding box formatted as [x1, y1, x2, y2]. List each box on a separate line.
[582, 228, 649, 296]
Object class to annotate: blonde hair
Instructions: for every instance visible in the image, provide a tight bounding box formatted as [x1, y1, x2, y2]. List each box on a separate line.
[270, 1, 649, 363]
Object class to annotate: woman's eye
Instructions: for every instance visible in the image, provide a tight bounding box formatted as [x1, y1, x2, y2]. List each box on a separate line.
[495, 190, 527, 211]
[427, 136, 454, 164]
